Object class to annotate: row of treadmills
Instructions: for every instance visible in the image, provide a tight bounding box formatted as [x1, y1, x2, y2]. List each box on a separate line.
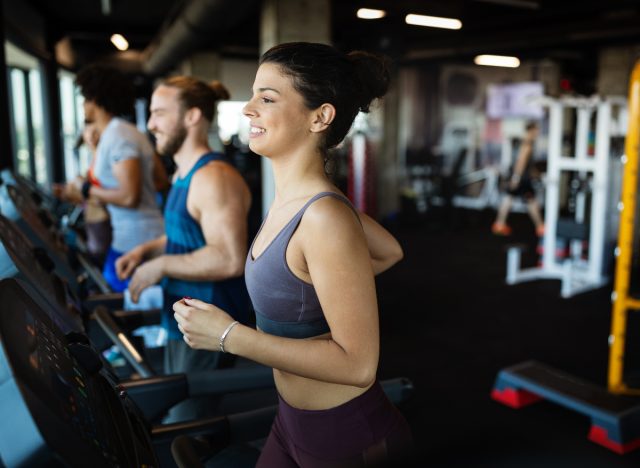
[0, 170, 414, 467]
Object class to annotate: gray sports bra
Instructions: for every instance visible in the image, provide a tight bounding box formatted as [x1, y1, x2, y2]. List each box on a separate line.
[244, 192, 358, 339]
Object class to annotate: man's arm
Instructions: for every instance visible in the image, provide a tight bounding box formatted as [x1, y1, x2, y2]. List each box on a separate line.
[170, 164, 250, 279]
[129, 162, 249, 297]
[167, 162, 250, 280]
[116, 235, 167, 281]
[511, 139, 533, 186]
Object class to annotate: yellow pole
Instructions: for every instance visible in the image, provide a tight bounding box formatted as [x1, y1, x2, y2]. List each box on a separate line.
[608, 60, 640, 393]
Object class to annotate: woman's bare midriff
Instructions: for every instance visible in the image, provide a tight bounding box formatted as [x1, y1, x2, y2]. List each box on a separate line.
[272, 332, 374, 410]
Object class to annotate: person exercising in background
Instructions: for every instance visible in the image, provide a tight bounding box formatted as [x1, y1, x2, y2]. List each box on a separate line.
[115, 76, 251, 421]
[74, 65, 165, 291]
[492, 121, 545, 237]
[53, 122, 112, 265]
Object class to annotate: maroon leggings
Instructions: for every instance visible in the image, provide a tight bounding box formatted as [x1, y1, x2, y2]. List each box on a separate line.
[256, 382, 413, 467]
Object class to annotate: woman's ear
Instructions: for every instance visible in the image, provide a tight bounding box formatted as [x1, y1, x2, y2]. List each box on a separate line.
[310, 103, 336, 133]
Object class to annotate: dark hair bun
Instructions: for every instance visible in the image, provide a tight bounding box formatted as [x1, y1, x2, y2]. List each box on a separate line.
[348, 51, 390, 113]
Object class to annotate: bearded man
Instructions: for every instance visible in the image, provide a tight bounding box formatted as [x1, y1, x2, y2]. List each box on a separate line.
[115, 77, 251, 421]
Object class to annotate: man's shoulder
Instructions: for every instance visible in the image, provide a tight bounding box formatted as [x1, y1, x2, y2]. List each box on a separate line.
[191, 161, 247, 200]
[194, 158, 239, 182]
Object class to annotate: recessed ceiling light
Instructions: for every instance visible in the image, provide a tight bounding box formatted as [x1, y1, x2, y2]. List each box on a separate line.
[110, 34, 129, 51]
[474, 54, 521, 68]
[357, 8, 386, 20]
[405, 14, 462, 30]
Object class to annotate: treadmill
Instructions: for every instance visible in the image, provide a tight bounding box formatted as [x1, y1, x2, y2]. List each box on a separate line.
[0, 278, 285, 467]
[0, 175, 110, 295]
[0, 278, 158, 467]
[0, 212, 281, 417]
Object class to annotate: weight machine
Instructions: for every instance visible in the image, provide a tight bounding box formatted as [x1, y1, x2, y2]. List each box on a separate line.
[506, 96, 626, 298]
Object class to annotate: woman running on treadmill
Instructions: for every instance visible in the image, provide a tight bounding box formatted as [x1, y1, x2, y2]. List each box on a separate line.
[173, 42, 413, 466]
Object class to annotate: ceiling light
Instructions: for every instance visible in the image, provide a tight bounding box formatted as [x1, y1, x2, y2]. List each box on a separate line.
[405, 14, 462, 30]
[110, 34, 129, 51]
[357, 8, 386, 19]
[474, 54, 521, 68]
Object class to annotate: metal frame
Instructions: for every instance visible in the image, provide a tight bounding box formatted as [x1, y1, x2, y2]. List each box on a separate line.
[451, 167, 501, 210]
[506, 96, 625, 298]
[609, 61, 640, 395]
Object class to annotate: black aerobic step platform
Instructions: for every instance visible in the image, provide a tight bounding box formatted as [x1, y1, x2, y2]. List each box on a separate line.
[492, 360, 640, 454]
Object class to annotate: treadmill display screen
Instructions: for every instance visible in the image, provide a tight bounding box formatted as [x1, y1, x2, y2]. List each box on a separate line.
[0, 280, 151, 467]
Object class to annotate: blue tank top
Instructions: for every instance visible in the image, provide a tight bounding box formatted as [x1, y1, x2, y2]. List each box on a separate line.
[162, 152, 249, 340]
[245, 192, 358, 339]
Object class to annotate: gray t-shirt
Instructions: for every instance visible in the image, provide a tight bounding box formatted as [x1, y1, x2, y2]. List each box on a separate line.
[93, 118, 164, 252]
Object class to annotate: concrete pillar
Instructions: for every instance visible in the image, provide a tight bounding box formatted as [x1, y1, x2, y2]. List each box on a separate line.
[261, 0, 331, 52]
[597, 46, 639, 96]
[379, 79, 400, 217]
[178, 52, 221, 82]
[259, 0, 331, 217]
[220, 59, 258, 102]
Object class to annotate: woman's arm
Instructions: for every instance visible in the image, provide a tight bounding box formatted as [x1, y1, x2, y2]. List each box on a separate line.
[174, 198, 380, 388]
[52, 176, 84, 204]
[89, 158, 142, 208]
[359, 212, 403, 274]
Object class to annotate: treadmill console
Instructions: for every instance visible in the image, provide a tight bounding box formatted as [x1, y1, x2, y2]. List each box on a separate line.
[0, 279, 157, 467]
[1, 183, 79, 291]
[0, 214, 82, 334]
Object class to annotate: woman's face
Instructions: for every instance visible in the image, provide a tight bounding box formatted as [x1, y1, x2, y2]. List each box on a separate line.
[82, 123, 99, 150]
[243, 63, 316, 158]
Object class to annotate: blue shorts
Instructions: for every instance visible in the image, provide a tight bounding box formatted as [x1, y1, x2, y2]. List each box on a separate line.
[102, 247, 130, 293]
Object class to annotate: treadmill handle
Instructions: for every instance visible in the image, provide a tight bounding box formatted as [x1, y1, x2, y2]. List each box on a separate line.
[112, 308, 162, 329]
[83, 292, 125, 310]
[187, 365, 275, 396]
[75, 250, 112, 294]
[93, 305, 155, 378]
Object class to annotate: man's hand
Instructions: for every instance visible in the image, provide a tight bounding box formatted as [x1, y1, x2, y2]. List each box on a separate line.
[128, 257, 165, 303]
[116, 248, 144, 280]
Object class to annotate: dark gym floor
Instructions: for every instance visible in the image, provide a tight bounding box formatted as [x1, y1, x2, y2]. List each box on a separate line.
[376, 208, 640, 467]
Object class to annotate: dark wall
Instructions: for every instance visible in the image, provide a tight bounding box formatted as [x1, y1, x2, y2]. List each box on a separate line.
[3, 0, 48, 58]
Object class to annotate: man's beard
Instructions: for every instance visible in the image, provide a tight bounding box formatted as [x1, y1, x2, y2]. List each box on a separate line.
[158, 124, 188, 157]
